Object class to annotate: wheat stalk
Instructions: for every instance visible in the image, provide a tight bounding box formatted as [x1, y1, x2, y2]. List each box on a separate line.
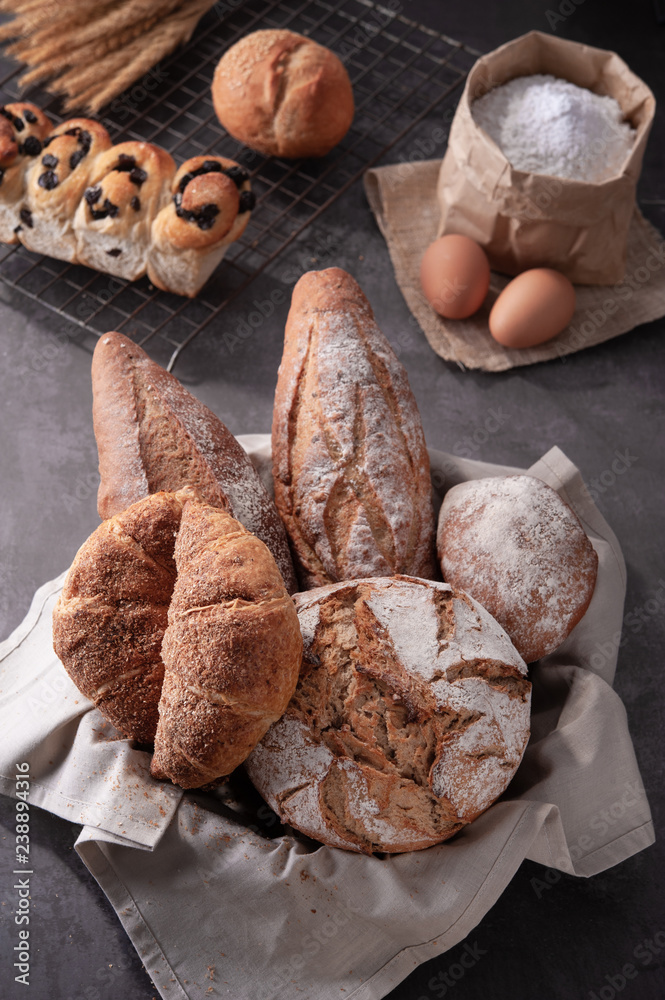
[0, 0, 218, 113]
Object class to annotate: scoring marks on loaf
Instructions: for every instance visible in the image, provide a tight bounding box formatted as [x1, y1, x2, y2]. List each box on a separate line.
[283, 299, 433, 582]
[247, 577, 531, 853]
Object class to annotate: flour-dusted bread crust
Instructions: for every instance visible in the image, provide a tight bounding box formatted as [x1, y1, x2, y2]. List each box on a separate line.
[246, 576, 531, 854]
[19, 118, 112, 260]
[73, 141, 175, 280]
[150, 499, 303, 789]
[0, 102, 51, 243]
[212, 29, 354, 159]
[437, 475, 599, 663]
[92, 332, 297, 593]
[272, 267, 436, 589]
[147, 155, 254, 297]
[52, 490, 191, 742]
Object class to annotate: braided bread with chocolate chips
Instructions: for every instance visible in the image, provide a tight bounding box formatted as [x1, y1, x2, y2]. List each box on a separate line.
[147, 155, 255, 297]
[73, 141, 176, 280]
[0, 113, 255, 295]
[0, 102, 51, 243]
[19, 118, 112, 261]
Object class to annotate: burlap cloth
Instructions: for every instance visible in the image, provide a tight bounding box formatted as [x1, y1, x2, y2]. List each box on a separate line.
[364, 160, 665, 371]
[0, 437, 654, 1000]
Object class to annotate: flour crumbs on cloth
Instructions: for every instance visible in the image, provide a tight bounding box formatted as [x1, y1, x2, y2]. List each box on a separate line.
[471, 74, 635, 183]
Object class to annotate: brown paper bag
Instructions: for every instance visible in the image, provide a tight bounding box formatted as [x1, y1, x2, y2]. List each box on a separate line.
[436, 31, 655, 285]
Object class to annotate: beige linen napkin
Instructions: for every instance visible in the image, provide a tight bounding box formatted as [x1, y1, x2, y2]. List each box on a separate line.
[0, 573, 182, 849]
[0, 437, 654, 1000]
[364, 160, 665, 371]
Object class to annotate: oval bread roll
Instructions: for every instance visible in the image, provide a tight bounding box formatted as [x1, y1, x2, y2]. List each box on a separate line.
[245, 576, 531, 854]
[53, 490, 303, 789]
[52, 490, 190, 743]
[212, 29, 354, 159]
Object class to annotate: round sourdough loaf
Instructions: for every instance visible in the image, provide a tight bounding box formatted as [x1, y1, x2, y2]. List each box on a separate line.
[211, 29, 354, 159]
[245, 576, 531, 854]
[437, 475, 598, 663]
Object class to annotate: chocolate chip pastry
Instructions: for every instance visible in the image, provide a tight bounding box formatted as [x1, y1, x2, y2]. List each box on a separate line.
[147, 155, 256, 297]
[0, 102, 51, 244]
[73, 141, 176, 281]
[19, 118, 112, 262]
[2, 115, 256, 296]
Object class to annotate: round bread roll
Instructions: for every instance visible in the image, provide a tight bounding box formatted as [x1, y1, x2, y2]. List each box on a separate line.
[437, 475, 598, 663]
[212, 29, 354, 159]
[245, 576, 531, 854]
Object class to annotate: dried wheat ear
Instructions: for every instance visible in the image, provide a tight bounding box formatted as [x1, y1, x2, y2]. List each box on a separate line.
[0, 0, 217, 113]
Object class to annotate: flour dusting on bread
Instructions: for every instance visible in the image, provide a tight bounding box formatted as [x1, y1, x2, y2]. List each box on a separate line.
[246, 576, 531, 854]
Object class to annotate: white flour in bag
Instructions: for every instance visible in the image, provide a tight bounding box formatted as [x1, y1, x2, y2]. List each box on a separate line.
[471, 73, 635, 183]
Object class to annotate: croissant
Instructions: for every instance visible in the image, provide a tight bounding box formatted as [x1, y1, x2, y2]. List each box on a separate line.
[147, 154, 255, 297]
[150, 498, 303, 788]
[53, 489, 303, 785]
[73, 140, 175, 280]
[19, 118, 112, 261]
[52, 490, 190, 743]
[0, 102, 51, 244]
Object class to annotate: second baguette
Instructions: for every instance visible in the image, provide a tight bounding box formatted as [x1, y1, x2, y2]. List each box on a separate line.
[92, 332, 298, 593]
[272, 267, 437, 588]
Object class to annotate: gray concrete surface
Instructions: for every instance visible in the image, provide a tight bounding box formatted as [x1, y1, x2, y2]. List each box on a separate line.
[1, 2, 663, 999]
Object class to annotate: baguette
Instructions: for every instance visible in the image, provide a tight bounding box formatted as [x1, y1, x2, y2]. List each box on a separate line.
[272, 267, 437, 588]
[92, 332, 298, 593]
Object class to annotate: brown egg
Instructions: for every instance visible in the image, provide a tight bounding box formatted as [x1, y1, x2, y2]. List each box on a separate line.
[489, 268, 576, 349]
[420, 234, 491, 319]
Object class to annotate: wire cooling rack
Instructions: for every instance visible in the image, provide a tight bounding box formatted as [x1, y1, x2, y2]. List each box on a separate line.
[0, 0, 478, 369]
